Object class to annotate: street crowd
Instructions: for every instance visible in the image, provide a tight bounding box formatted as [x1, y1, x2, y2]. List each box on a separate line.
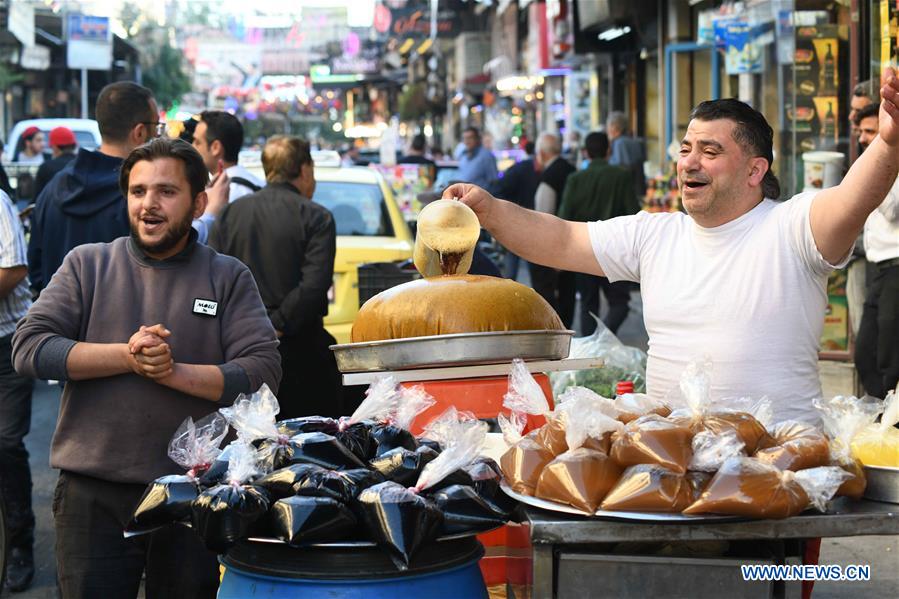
[0, 67, 896, 598]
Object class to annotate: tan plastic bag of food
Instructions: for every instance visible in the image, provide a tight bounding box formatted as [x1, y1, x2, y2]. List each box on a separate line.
[500, 437, 554, 496]
[755, 421, 830, 471]
[814, 395, 883, 499]
[535, 448, 623, 513]
[610, 414, 693, 474]
[684, 458, 847, 519]
[600, 464, 695, 512]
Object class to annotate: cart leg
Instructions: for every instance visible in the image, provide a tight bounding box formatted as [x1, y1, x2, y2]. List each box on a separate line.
[532, 544, 554, 599]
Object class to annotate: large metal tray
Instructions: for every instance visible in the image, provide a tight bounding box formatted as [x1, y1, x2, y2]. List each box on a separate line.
[864, 465, 899, 504]
[330, 329, 574, 373]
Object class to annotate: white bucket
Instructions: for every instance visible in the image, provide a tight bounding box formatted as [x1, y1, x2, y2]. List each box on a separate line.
[802, 151, 844, 191]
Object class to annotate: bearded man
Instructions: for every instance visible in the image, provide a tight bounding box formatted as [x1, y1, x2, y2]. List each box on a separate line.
[12, 137, 281, 599]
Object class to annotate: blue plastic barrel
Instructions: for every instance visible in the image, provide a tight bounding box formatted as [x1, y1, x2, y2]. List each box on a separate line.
[217, 536, 488, 598]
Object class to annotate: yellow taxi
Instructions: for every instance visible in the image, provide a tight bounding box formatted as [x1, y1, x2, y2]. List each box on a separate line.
[245, 156, 414, 344]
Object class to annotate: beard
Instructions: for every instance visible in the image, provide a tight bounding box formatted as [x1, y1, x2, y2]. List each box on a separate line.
[130, 205, 195, 257]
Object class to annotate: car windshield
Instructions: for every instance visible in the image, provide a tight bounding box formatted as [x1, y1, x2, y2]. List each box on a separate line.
[313, 181, 394, 237]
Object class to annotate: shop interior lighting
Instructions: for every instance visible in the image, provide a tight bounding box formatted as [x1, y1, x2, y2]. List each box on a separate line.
[597, 25, 631, 42]
[417, 38, 433, 54]
[398, 38, 415, 54]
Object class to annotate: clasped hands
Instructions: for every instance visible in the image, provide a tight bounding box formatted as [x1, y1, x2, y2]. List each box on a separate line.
[127, 324, 174, 380]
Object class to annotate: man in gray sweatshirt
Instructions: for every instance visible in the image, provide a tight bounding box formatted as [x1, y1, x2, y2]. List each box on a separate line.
[12, 137, 281, 599]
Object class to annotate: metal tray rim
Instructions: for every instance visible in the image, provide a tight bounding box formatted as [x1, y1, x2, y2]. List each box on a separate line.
[330, 329, 576, 351]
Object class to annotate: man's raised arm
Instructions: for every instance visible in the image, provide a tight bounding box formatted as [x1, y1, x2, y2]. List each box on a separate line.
[441, 183, 604, 276]
[811, 67, 899, 264]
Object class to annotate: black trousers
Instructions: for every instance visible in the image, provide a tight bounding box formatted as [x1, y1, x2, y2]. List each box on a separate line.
[0, 333, 34, 553]
[855, 263, 899, 398]
[277, 328, 343, 419]
[530, 264, 576, 328]
[54, 471, 220, 599]
[576, 275, 632, 335]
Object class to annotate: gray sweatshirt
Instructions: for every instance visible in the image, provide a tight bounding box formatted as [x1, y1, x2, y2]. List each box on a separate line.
[12, 234, 282, 484]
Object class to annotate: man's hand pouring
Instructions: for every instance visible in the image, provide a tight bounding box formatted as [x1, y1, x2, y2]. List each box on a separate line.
[441, 183, 496, 228]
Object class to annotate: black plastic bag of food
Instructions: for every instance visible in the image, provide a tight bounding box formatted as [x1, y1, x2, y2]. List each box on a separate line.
[295, 469, 357, 504]
[372, 424, 419, 456]
[285, 432, 366, 470]
[335, 422, 377, 462]
[276, 416, 339, 437]
[255, 436, 304, 472]
[340, 468, 387, 496]
[269, 496, 357, 545]
[465, 457, 517, 516]
[255, 464, 326, 499]
[431, 484, 508, 535]
[126, 475, 199, 534]
[356, 481, 443, 569]
[127, 413, 229, 533]
[418, 438, 443, 454]
[369, 445, 439, 486]
[190, 442, 271, 552]
[191, 483, 271, 552]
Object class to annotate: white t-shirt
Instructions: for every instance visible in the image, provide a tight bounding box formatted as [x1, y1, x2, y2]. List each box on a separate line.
[588, 192, 848, 425]
[863, 175, 899, 263]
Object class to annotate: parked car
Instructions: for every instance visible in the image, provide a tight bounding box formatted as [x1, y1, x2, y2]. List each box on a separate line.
[2, 118, 101, 201]
[243, 162, 414, 344]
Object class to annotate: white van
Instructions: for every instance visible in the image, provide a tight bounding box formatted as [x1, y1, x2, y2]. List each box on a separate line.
[3, 118, 101, 163]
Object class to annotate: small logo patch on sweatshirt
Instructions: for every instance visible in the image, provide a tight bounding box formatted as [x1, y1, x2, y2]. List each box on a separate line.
[192, 298, 218, 317]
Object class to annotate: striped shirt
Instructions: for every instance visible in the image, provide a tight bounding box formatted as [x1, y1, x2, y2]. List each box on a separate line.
[0, 191, 32, 336]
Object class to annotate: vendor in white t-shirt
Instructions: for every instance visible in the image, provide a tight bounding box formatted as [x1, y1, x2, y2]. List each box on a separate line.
[442, 69, 899, 426]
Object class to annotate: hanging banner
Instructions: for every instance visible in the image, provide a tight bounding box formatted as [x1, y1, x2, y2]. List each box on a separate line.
[564, 72, 594, 135]
[721, 19, 763, 75]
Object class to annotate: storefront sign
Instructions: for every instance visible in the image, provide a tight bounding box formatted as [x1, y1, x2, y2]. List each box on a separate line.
[496, 75, 541, 93]
[721, 19, 763, 75]
[8, 0, 35, 47]
[331, 55, 380, 75]
[20, 44, 50, 71]
[66, 14, 111, 70]
[310, 64, 358, 84]
[564, 72, 596, 134]
[389, 6, 459, 38]
[262, 48, 311, 75]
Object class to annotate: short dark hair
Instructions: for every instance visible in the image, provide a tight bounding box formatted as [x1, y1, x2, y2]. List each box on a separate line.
[690, 98, 781, 199]
[262, 135, 312, 184]
[854, 103, 880, 125]
[584, 131, 610, 159]
[463, 127, 480, 138]
[524, 141, 535, 155]
[411, 133, 427, 152]
[95, 82, 155, 143]
[119, 138, 209, 200]
[199, 110, 244, 163]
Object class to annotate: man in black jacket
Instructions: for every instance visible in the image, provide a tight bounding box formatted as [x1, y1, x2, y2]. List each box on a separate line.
[209, 136, 341, 418]
[490, 141, 540, 279]
[27, 82, 160, 293]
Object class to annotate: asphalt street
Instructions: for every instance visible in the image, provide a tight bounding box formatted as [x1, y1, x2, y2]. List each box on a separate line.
[3, 292, 897, 598]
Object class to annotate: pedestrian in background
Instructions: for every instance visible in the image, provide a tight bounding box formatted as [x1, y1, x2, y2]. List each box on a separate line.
[852, 103, 899, 399]
[490, 141, 540, 280]
[457, 127, 498, 189]
[607, 110, 647, 200]
[191, 110, 264, 242]
[210, 136, 342, 419]
[531, 132, 575, 326]
[13, 138, 279, 599]
[0, 189, 36, 592]
[15, 127, 46, 165]
[27, 82, 160, 294]
[34, 127, 78, 198]
[557, 131, 640, 335]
